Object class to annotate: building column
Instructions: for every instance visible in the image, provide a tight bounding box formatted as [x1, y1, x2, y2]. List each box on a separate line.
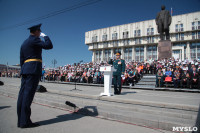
[144, 45, 147, 61]
[132, 46, 135, 61]
[156, 45, 158, 60]
[186, 42, 190, 60]
[92, 50, 96, 62]
[101, 49, 105, 62]
[121, 47, 124, 59]
[111, 48, 114, 58]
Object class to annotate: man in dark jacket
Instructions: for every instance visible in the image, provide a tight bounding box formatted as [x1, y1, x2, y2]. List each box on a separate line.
[180, 69, 190, 88]
[17, 24, 53, 128]
[190, 67, 199, 89]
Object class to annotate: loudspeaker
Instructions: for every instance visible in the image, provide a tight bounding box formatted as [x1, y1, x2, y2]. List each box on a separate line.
[36, 85, 47, 92]
[0, 81, 4, 86]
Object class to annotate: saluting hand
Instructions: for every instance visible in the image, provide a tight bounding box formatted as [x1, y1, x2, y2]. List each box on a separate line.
[40, 32, 47, 37]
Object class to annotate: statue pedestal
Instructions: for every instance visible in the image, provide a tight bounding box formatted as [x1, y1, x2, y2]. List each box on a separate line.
[158, 40, 172, 60]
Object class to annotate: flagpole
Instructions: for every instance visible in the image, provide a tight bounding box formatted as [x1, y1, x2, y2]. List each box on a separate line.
[171, 7, 173, 16]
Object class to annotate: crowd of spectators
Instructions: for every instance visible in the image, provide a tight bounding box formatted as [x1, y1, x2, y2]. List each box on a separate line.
[0, 70, 20, 78]
[155, 58, 200, 89]
[42, 61, 144, 86]
[42, 58, 200, 89]
[1, 58, 200, 89]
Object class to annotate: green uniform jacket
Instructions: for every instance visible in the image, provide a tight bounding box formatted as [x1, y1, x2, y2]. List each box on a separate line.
[109, 59, 125, 76]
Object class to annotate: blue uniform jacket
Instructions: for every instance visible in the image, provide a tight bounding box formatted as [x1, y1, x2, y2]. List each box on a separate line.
[20, 35, 53, 75]
[109, 59, 125, 76]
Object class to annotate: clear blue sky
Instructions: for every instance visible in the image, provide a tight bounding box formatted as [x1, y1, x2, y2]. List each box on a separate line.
[0, 0, 200, 68]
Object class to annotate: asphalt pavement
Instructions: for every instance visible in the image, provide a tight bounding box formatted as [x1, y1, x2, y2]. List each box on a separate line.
[0, 95, 173, 133]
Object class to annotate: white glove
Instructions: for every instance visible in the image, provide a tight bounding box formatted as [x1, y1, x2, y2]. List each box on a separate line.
[40, 32, 47, 37]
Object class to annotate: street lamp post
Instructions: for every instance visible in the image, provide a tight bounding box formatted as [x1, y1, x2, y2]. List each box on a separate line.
[52, 59, 57, 69]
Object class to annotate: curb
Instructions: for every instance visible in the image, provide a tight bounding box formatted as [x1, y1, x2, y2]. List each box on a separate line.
[45, 81, 200, 93]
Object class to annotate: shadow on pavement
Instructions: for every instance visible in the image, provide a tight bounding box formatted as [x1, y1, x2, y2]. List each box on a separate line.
[193, 104, 200, 133]
[120, 91, 137, 95]
[0, 106, 11, 110]
[38, 106, 98, 126]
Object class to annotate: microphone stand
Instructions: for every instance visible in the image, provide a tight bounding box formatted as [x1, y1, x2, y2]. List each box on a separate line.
[70, 62, 82, 91]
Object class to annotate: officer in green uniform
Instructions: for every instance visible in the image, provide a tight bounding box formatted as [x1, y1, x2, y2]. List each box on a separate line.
[109, 52, 125, 95]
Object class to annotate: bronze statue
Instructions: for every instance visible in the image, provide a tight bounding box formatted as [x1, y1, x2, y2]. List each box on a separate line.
[156, 5, 172, 41]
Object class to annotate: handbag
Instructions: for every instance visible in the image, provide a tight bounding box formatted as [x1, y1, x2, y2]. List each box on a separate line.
[165, 77, 172, 82]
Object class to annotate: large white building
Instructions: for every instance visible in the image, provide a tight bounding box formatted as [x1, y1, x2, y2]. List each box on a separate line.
[85, 11, 200, 63]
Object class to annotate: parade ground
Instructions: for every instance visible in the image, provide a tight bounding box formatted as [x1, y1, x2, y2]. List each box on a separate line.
[0, 77, 200, 133]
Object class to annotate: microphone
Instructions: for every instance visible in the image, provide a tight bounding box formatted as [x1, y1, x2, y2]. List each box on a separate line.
[65, 101, 77, 109]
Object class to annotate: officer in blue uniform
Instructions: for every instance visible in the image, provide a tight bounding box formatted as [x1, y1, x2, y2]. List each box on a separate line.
[109, 52, 125, 95]
[17, 24, 53, 128]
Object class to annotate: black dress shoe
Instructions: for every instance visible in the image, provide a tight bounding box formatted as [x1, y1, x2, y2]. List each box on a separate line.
[20, 123, 40, 128]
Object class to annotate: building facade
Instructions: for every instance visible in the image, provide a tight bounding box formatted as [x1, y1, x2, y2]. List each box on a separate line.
[85, 11, 200, 63]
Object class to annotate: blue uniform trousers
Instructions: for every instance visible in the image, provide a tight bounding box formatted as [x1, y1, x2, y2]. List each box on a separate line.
[113, 75, 122, 94]
[17, 74, 40, 127]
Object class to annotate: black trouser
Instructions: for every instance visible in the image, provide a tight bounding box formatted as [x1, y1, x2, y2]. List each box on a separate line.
[173, 79, 180, 88]
[113, 75, 122, 94]
[191, 79, 199, 89]
[180, 78, 190, 88]
[17, 74, 40, 127]
[156, 77, 163, 87]
[128, 77, 134, 85]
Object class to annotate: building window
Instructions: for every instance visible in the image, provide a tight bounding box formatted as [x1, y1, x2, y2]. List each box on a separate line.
[147, 46, 157, 60]
[173, 43, 186, 60]
[112, 33, 118, 40]
[192, 31, 200, 39]
[93, 43, 98, 49]
[103, 42, 108, 48]
[102, 34, 107, 41]
[147, 28, 154, 35]
[92, 36, 98, 42]
[112, 41, 119, 47]
[135, 38, 141, 44]
[95, 50, 102, 63]
[114, 48, 121, 56]
[104, 49, 111, 62]
[124, 47, 132, 62]
[175, 24, 184, 32]
[123, 39, 130, 46]
[134, 29, 141, 37]
[135, 46, 144, 62]
[192, 21, 200, 30]
[123, 31, 129, 39]
[147, 36, 154, 43]
[175, 33, 184, 41]
[190, 42, 200, 60]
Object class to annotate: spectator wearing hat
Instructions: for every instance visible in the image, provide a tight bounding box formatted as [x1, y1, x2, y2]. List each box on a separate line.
[190, 67, 199, 89]
[172, 69, 181, 88]
[146, 62, 151, 74]
[156, 68, 164, 87]
[180, 69, 190, 88]
[128, 68, 136, 86]
[94, 69, 101, 84]
[165, 67, 172, 77]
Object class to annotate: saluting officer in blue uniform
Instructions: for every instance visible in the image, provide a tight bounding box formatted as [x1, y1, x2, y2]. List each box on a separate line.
[109, 52, 125, 95]
[17, 24, 53, 128]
